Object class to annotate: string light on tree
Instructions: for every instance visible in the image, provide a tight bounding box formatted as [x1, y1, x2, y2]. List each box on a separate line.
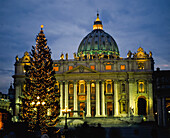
[21, 25, 60, 132]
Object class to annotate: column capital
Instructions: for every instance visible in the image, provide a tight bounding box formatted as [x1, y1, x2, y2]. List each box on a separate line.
[95, 80, 100, 83]
[73, 80, 78, 83]
[59, 80, 63, 83]
[64, 80, 68, 83]
[85, 80, 91, 83]
[128, 79, 135, 83]
[114, 80, 119, 84]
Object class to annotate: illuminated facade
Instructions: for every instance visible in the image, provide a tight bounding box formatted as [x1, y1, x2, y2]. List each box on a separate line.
[13, 13, 155, 121]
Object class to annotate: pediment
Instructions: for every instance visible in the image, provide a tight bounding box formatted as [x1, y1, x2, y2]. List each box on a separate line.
[64, 65, 98, 74]
[134, 47, 149, 59]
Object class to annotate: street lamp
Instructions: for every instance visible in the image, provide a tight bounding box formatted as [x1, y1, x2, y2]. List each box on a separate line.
[31, 96, 46, 132]
[61, 106, 71, 129]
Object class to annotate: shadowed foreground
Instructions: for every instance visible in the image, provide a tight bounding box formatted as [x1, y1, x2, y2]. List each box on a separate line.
[1, 121, 170, 138]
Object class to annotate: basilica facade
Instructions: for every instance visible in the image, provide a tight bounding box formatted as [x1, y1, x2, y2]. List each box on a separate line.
[13, 14, 155, 121]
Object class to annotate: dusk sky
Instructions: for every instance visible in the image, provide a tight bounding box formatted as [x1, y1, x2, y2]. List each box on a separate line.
[0, 0, 170, 94]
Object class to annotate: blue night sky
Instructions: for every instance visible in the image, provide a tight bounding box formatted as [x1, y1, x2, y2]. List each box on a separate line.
[0, 0, 170, 93]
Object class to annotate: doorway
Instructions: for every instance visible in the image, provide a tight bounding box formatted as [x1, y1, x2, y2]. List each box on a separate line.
[79, 102, 85, 117]
[107, 102, 113, 116]
[138, 98, 146, 115]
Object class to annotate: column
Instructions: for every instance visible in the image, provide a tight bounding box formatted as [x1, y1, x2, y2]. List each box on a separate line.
[59, 81, 63, 117]
[162, 97, 167, 126]
[65, 81, 68, 108]
[148, 79, 155, 121]
[101, 80, 106, 117]
[73, 80, 78, 117]
[86, 80, 91, 117]
[114, 80, 119, 116]
[15, 83, 21, 119]
[95, 80, 100, 117]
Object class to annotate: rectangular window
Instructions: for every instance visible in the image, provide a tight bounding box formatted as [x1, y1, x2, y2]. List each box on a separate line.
[69, 66, 73, 70]
[90, 65, 95, 70]
[53, 67, 59, 71]
[121, 65, 125, 70]
[105, 65, 111, 70]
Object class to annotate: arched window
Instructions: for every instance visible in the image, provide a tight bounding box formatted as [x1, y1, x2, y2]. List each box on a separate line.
[79, 80, 85, 94]
[123, 103, 126, 111]
[106, 80, 112, 93]
[80, 84, 84, 93]
[69, 84, 74, 94]
[91, 83, 95, 94]
[107, 84, 111, 93]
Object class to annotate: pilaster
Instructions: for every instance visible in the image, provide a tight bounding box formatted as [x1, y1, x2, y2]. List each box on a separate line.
[162, 97, 167, 126]
[157, 98, 162, 126]
[147, 79, 155, 121]
[59, 81, 63, 117]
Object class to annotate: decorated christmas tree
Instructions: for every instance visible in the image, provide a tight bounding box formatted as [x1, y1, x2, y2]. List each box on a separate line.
[21, 25, 60, 131]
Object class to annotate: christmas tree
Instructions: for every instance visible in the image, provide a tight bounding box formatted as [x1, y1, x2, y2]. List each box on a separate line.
[21, 25, 60, 131]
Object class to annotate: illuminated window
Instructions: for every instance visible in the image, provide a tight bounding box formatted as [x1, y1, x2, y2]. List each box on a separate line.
[69, 66, 73, 70]
[80, 84, 84, 93]
[79, 80, 85, 93]
[121, 65, 125, 70]
[90, 65, 95, 70]
[105, 65, 111, 70]
[106, 81, 113, 93]
[54, 64, 58, 66]
[91, 83, 95, 94]
[69, 84, 74, 94]
[107, 84, 111, 93]
[53, 67, 59, 71]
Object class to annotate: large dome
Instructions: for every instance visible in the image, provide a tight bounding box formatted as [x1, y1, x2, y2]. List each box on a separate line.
[77, 14, 119, 57]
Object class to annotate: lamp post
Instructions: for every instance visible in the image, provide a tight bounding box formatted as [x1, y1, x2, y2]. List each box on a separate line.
[61, 106, 71, 129]
[31, 96, 46, 132]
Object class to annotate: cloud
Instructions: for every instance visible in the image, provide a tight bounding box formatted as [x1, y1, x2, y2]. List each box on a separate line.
[0, 0, 170, 93]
